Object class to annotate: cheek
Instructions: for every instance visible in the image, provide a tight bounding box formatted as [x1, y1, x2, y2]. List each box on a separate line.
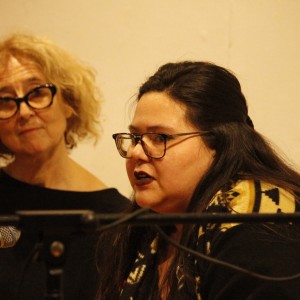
[47, 106, 69, 131]
[163, 160, 200, 191]
[50, 98, 73, 123]
[0, 126, 5, 140]
[0, 122, 14, 143]
[164, 148, 213, 192]
[126, 160, 135, 184]
[154, 159, 193, 198]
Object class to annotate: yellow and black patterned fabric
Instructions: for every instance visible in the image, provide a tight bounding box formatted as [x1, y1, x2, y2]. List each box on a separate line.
[120, 179, 300, 299]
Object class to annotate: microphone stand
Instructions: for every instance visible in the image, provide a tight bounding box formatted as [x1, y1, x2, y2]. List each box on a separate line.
[43, 235, 66, 300]
[1, 210, 92, 300]
[1, 209, 300, 300]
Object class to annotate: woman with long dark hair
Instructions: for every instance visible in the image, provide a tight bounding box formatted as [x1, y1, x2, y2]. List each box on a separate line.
[97, 61, 300, 299]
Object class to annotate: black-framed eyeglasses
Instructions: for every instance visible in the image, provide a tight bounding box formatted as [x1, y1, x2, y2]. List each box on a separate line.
[112, 131, 209, 159]
[0, 83, 57, 120]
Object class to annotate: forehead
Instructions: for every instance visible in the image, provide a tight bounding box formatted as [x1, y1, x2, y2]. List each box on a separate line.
[0, 56, 46, 87]
[131, 91, 191, 131]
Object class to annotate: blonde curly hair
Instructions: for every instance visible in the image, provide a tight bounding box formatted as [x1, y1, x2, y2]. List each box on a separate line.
[0, 32, 102, 158]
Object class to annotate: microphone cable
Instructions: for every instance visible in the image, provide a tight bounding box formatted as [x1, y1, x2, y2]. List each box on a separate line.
[97, 207, 300, 282]
[98, 207, 151, 231]
[16, 237, 44, 299]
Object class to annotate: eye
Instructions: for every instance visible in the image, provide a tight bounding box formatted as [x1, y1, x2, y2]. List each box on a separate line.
[149, 133, 167, 144]
[0, 86, 16, 98]
[28, 87, 46, 98]
[0, 94, 13, 99]
[0, 99, 16, 110]
[163, 134, 175, 141]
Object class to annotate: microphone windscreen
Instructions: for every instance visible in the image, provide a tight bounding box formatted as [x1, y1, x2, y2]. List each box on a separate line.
[0, 226, 21, 248]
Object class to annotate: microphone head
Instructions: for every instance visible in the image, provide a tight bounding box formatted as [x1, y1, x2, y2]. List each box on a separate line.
[0, 226, 21, 248]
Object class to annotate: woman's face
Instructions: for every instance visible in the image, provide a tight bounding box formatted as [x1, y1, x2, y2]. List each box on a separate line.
[0, 56, 72, 159]
[126, 91, 215, 213]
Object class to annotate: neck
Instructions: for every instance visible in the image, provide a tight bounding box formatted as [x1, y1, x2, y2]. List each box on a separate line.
[4, 144, 71, 187]
[4, 144, 107, 191]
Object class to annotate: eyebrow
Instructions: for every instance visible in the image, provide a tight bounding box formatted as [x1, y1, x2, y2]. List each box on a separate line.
[0, 77, 46, 94]
[24, 77, 46, 85]
[128, 124, 176, 133]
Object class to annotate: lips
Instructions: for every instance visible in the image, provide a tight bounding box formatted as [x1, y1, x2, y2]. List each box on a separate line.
[18, 126, 42, 135]
[134, 171, 154, 186]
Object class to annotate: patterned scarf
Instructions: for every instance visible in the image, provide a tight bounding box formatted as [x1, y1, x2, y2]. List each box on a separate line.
[120, 179, 298, 299]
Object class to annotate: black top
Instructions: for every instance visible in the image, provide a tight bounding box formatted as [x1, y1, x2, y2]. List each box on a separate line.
[0, 170, 130, 300]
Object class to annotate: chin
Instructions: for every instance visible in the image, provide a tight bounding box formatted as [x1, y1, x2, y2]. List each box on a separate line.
[135, 198, 151, 209]
[135, 200, 164, 214]
[135, 195, 156, 210]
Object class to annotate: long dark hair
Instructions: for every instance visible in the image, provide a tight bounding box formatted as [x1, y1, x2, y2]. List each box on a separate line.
[96, 61, 300, 299]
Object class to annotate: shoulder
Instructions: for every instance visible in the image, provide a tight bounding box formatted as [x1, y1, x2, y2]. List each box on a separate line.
[63, 161, 108, 191]
[0, 169, 130, 213]
[197, 179, 300, 299]
[208, 179, 297, 214]
[93, 188, 131, 212]
[197, 222, 300, 300]
[198, 179, 298, 246]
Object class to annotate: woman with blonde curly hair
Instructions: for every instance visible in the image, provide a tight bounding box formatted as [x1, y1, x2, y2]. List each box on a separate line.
[0, 33, 129, 300]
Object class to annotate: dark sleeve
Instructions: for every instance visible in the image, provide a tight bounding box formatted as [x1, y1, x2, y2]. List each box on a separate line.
[198, 223, 300, 300]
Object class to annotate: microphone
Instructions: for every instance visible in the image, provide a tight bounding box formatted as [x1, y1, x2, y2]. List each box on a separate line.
[0, 226, 21, 248]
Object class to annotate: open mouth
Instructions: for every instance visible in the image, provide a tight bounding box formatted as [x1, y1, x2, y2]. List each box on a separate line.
[134, 171, 153, 185]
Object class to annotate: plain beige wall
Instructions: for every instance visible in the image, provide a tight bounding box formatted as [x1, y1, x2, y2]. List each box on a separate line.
[0, 0, 299, 197]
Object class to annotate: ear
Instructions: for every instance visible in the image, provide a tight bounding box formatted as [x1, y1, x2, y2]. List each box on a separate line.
[63, 104, 74, 119]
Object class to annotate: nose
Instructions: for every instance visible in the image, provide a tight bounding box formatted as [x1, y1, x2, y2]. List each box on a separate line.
[129, 141, 149, 160]
[18, 101, 35, 118]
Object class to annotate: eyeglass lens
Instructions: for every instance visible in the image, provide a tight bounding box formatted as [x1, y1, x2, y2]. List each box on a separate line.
[0, 85, 54, 119]
[116, 133, 165, 159]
